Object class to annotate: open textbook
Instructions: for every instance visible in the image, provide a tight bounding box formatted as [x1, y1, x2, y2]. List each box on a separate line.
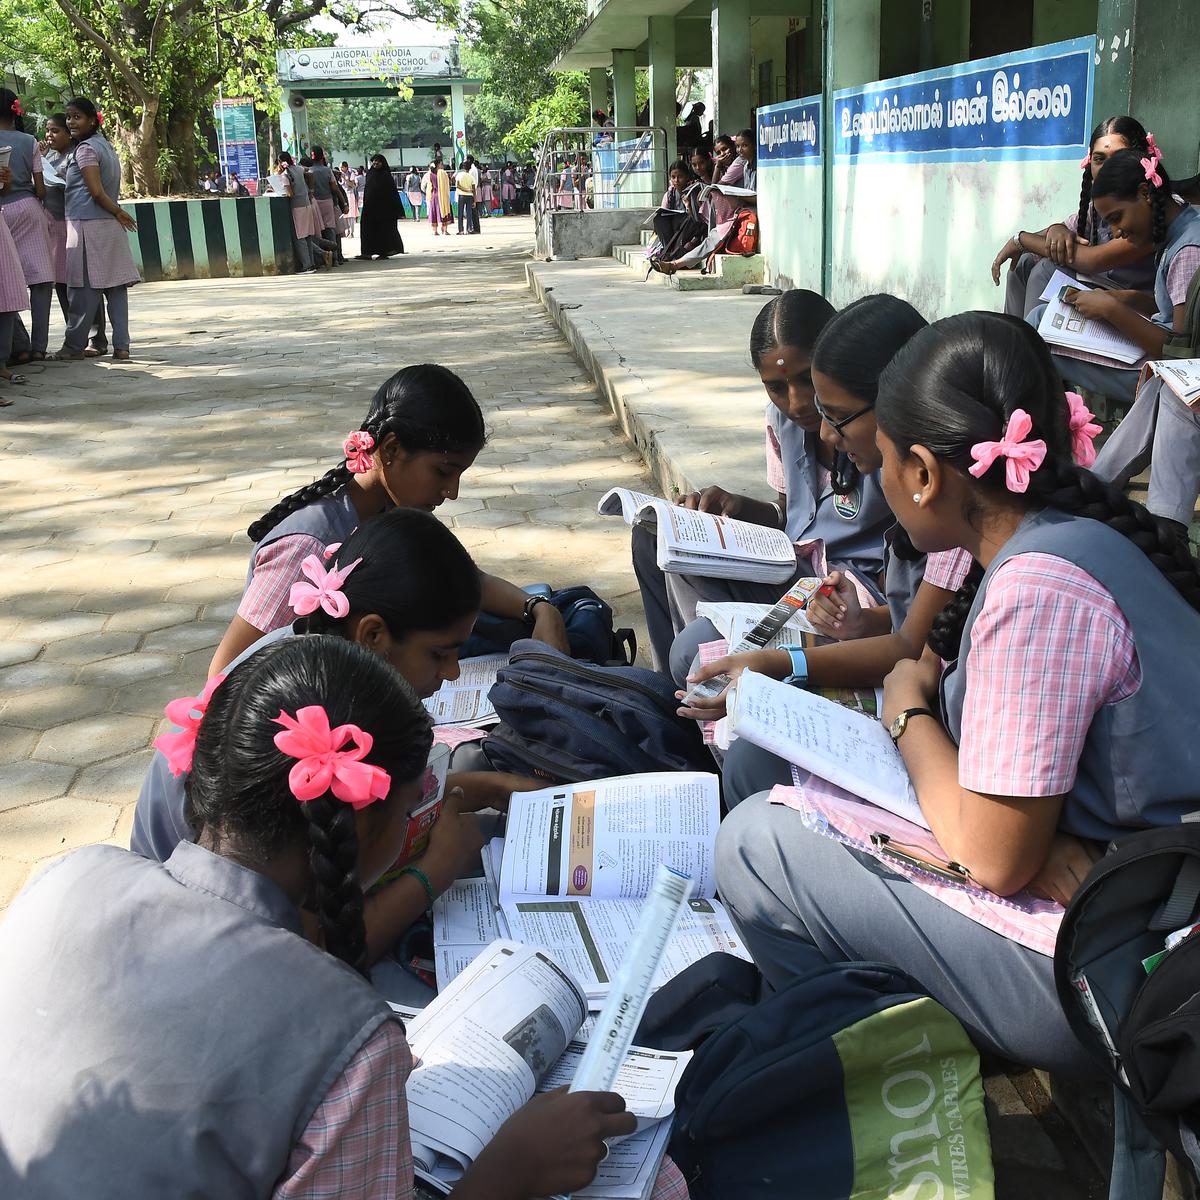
[726, 670, 926, 828]
[1142, 358, 1200, 409]
[398, 941, 689, 1198]
[598, 487, 797, 584]
[423, 654, 506, 727]
[1036, 279, 1147, 366]
[695, 597, 817, 649]
[433, 773, 750, 1002]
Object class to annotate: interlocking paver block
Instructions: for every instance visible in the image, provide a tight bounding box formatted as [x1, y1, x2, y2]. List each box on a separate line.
[33, 714, 156, 768]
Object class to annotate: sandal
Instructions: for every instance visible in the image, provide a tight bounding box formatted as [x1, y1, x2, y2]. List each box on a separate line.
[0, 393, 13, 407]
[83, 346, 105, 358]
[52, 347, 85, 361]
[0, 370, 28, 384]
[7, 351, 31, 367]
[112, 350, 131, 361]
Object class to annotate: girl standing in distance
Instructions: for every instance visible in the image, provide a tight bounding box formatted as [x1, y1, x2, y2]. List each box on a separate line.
[1069, 148, 1200, 533]
[501, 162, 516, 214]
[679, 295, 973, 804]
[0, 636, 655, 1198]
[55, 97, 138, 360]
[424, 158, 452, 235]
[277, 151, 316, 273]
[991, 115, 1157, 317]
[0, 166, 28, 404]
[0, 89, 54, 363]
[41, 114, 88, 330]
[632, 289, 893, 673]
[404, 163, 423, 218]
[209, 364, 569, 674]
[716, 312, 1200, 1075]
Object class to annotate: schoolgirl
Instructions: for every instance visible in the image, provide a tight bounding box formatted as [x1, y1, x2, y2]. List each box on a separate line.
[55, 97, 139, 360]
[40, 114, 77, 327]
[134, 510, 537, 997]
[0, 89, 54, 363]
[0, 635, 664, 1197]
[992, 115, 1157, 317]
[0, 146, 29, 404]
[209, 364, 569, 674]
[633, 289, 893, 673]
[1080, 148, 1200, 533]
[716, 311, 1200, 1075]
[677, 295, 973, 804]
[278, 151, 316, 273]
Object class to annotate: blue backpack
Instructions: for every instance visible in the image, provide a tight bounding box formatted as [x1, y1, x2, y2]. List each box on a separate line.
[481, 639, 710, 782]
[668, 958, 995, 1199]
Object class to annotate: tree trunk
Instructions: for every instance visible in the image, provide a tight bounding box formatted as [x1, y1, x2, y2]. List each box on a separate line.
[127, 98, 162, 195]
[166, 104, 198, 192]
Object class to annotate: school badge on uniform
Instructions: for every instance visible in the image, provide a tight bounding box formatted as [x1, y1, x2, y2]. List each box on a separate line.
[833, 487, 862, 519]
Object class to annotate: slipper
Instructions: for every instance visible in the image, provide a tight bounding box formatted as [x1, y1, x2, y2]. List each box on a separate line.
[83, 347, 105, 358]
[0, 394, 13, 407]
[0, 371, 28, 384]
[28, 351, 46, 362]
[7, 351, 31, 366]
[112, 350, 131, 361]
[51, 348, 85, 361]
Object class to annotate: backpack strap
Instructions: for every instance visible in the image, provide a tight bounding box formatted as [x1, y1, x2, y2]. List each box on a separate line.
[1109, 1086, 1167, 1200]
[1149, 856, 1200, 931]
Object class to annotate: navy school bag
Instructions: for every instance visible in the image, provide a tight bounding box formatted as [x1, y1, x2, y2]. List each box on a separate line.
[481, 639, 710, 782]
[666, 958, 995, 1199]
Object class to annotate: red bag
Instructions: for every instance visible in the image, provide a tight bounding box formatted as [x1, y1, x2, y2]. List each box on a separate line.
[725, 209, 758, 255]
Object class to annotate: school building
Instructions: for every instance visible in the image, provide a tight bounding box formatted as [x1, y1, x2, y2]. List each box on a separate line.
[557, 0, 1200, 315]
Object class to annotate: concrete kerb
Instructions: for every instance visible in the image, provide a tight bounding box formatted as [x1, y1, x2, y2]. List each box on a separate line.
[525, 258, 772, 504]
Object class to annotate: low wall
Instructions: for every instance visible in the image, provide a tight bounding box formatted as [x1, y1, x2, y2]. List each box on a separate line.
[121, 196, 298, 283]
[536, 208, 654, 260]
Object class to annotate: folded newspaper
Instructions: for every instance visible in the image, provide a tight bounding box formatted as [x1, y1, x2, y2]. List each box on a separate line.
[598, 487, 797, 583]
[398, 940, 690, 1198]
[432, 772, 751, 1003]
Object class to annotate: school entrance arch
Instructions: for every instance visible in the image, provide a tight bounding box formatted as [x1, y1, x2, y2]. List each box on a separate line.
[275, 45, 481, 164]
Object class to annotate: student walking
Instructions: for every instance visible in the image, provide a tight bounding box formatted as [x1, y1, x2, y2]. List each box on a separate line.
[455, 159, 477, 235]
[54, 97, 139, 361]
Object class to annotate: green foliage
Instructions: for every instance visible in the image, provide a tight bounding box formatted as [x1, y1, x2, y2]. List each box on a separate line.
[306, 95, 446, 165]
[500, 74, 589, 160]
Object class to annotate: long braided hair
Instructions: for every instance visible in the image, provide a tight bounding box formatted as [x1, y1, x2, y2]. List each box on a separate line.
[1092, 148, 1177, 265]
[246, 365, 486, 543]
[1076, 116, 1150, 245]
[877, 313, 1200, 661]
[186, 636, 432, 976]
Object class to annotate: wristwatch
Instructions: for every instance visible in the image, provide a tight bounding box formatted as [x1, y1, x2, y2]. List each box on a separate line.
[522, 594, 553, 625]
[780, 645, 808, 688]
[1012, 230, 1025, 249]
[889, 707, 937, 744]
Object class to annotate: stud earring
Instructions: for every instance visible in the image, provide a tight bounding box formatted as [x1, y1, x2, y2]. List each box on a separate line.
[776, 358, 785, 367]
[912, 493, 922, 503]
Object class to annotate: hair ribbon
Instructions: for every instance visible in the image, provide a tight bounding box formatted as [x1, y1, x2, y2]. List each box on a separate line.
[1079, 152, 1091, 170]
[154, 674, 227, 776]
[343, 430, 375, 474]
[289, 554, 361, 619]
[1141, 154, 1163, 189]
[273, 706, 391, 807]
[968, 408, 1047, 494]
[1065, 391, 1102, 468]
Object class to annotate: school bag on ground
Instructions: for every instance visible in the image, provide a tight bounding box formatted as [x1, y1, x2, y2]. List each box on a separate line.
[480, 639, 710, 782]
[668, 959, 995, 1199]
[464, 585, 636, 665]
[704, 208, 759, 274]
[1054, 822, 1200, 1197]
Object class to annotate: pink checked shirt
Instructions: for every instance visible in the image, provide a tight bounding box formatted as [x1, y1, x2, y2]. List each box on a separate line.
[238, 535, 328, 632]
[274, 1022, 690, 1199]
[955, 552, 1140, 797]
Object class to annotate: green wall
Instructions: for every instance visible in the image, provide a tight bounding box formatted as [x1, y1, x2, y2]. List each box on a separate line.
[1127, 0, 1200, 174]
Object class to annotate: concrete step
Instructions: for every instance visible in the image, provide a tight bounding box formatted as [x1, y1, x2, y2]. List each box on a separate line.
[611, 241, 765, 290]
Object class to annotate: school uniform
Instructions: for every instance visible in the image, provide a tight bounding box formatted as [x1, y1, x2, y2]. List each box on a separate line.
[716, 508, 1200, 1075]
[1088, 205, 1200, 526]
[308, 163, 337, 237]
[635, 400, 892, 674]
[239, 486, 362, 635]
[0, 129, 53, 356]
[63, 133, 139, 353]
[283, 164, 315, 271]
[0, 839, 399, 1196]
[720, 540, 973, 806]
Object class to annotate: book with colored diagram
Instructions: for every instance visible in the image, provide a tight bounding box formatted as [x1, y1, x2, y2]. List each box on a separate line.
[1142, 358, 1200, 409]
[598, 487, 797, 583]
[1036, 278, 1148, 366]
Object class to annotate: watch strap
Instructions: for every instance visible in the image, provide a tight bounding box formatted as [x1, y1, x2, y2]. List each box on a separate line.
[780, 644, 808, 687]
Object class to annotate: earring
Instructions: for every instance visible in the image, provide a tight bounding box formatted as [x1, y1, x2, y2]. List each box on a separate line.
[911, 493, 922, 504]
[776, 358, 785, 367]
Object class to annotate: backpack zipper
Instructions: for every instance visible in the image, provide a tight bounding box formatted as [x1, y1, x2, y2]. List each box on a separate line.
[507, 650, 679, 717]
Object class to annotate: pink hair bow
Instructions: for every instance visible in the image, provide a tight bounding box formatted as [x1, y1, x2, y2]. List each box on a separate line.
[968, 408, 1047, 494]
[273, 705, 391, 807]
[1079, 152, 1091, 170]
[1141, 155, 1163, 189]
[322, 542, 342, 561]
[288, 553, 362, 619]
[1065, 391, 1103, 467]
[154, 674, 227, 776]
[1146, 132, 1161, 159]
[343, 430, 375, 474]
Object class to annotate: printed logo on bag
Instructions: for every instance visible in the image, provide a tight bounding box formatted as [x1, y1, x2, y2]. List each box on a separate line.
[834, 488, 862, 520]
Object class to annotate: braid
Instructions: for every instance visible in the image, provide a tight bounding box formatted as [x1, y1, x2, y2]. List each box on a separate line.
[927, 560, 984, 661]
[1076, 167, 1093, 245]
[246, 464, 352, 542]
[1151, 187, 1167, 261]
[301, 795, 369, 977]
[1030, 456, 1200, 610]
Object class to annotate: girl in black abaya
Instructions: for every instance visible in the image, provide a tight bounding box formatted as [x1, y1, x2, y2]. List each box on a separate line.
[357, 154, 405, 260]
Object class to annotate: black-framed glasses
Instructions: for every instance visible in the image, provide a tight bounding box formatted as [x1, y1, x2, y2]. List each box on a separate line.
[815, 396, 874, 434]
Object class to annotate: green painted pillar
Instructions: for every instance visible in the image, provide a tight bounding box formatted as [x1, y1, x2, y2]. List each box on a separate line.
[649, 15, 678, 186]
[613, 49, 637, 130]
[450, 83, 467, 165]
[279, 91, 309, 159]
[1092, 0, 1134, 128]
[589, 67, 609, 122]
[831, 0, 880, 88]
[711, 0, 751, 134]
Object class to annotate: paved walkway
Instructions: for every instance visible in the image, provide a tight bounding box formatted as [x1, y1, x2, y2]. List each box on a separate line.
[0, 214, 650, 908]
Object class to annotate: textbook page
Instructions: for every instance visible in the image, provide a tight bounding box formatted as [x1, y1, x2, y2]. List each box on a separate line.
[538, 1039, 691, 1123]
[432, 878, 503, 989]
[1036, 285, 1146, 365]
[656, 504, 795, 568]
[423, 654, 507, 727]
[728, 670, 927, 828]
[499, 773, 721, 902]
[1148, 358, 1200, 408]
[1036, 267, 1116, 302]
[597, 486, 663, 523]
[695, 600, 816, 646]
[406, 941, 588, 1182]
[575, 1119, 673, 1200]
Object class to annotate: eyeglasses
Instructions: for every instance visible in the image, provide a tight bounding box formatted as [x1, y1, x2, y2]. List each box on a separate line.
[814, 396, 874, 435]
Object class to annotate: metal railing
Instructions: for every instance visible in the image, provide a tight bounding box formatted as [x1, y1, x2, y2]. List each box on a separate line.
[533, 126, 667, 233]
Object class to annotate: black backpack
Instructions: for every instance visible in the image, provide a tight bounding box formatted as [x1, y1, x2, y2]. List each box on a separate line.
[1055, 822, 1200, 1184]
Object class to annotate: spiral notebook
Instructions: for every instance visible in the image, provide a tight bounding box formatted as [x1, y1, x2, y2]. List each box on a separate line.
[772, 770, 1063, 956]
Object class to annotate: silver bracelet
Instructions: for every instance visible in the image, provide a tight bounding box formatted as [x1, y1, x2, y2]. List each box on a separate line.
[770, 501, 785, 528]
